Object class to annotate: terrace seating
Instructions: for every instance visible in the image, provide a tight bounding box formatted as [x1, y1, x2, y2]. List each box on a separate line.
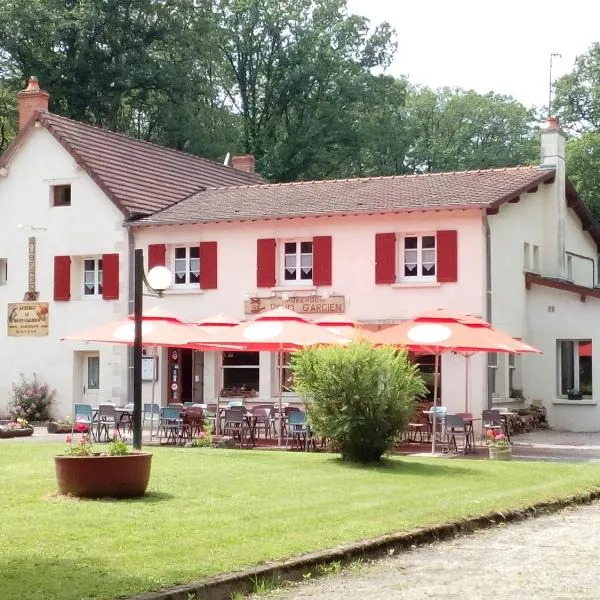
[223, 409, 253, 447]
[96, 404, 119, 442]
[287, 411, 314, 451]
[157, 406, 183, 445]
[445, 414, 473, 454]
[73, 403, 95, 439]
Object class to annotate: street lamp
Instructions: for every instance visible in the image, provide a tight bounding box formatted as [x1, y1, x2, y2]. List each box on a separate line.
[132, 249, 173, 449]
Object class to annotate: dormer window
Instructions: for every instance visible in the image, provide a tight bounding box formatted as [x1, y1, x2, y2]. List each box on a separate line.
[52, 185, 71, 207]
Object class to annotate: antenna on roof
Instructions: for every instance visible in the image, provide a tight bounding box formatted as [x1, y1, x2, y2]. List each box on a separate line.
[223, 152, 230, 166]
[548, 52, 562, 117]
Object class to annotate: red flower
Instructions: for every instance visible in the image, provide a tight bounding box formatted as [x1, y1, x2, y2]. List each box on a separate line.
[65, 435, 73, 444]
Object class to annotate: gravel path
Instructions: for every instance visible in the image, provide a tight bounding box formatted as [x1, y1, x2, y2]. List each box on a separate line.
[256, 502, 600, 600]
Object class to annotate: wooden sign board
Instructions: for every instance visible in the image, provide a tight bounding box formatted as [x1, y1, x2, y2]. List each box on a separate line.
[244, 295, 345, 315]
[7, 302, 49, 337]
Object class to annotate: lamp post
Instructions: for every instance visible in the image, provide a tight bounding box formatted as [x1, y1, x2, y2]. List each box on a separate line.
[132, 249, 172, 449]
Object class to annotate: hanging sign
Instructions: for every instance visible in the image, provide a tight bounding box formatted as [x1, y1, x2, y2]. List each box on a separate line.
[244, 295, 346, 315]
[7, 302, 49, 337]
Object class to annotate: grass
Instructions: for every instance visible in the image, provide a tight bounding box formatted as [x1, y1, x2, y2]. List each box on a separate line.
[2, 443, 600, 600]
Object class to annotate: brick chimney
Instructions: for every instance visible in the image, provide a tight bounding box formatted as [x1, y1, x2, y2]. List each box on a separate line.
[17, 76, 49, 131]
[231, 154, 256, 173]
[540, 116, 567, 279]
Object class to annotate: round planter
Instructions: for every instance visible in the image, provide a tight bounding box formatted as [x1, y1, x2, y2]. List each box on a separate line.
[47, 422, 81, 434]
[55, 452, 152, 498]
[0, 426, 34, 438]
[488, 445, 512, 461]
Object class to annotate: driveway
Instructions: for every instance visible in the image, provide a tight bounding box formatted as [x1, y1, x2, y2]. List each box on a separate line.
[258, 502, 600, 600]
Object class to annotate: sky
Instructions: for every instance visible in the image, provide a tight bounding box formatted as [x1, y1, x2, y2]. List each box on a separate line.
[347, 0, 600, 109]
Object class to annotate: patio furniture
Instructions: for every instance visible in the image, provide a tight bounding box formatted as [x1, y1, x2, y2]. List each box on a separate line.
[73, 403, 95, 440]
[223, 409, 254, 448]
[183, 407, 204, 439]
[427, 407, 447, 452]
[287, 411, 314, 451]
[157, 406, 183, 445]
[96, 404, 119, 442]
[445, 414, 473, 454]
[482, 410, 504, 444]
[407, 410, 429, 443]
[251, 406, 273, 439]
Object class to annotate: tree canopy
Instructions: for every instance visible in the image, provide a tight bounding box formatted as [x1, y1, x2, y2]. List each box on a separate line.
[0, 0, 547, 185]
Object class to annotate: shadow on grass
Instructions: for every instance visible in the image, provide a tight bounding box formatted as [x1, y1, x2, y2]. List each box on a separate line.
[0, 555, 154, 600]
[329, 456, 473, 476]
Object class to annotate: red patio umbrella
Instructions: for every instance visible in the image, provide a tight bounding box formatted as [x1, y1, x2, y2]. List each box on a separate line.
[192, 307, 350, 446]
[313, 314, 377, 341]
[371, 309, 541, 453]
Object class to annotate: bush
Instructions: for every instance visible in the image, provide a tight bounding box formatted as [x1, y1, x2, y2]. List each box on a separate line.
[8, 373, 55, 422]
[291, 342, 427, 462]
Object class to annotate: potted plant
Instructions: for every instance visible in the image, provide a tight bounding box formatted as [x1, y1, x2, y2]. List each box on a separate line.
[0, 417, 34, 438]
[567, 389, 583, 400]
[54, 433, 152, 498]
[486, 429, 512, 461]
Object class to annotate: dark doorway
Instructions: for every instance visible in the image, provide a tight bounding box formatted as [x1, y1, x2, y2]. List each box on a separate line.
[181, 349, 194, 402]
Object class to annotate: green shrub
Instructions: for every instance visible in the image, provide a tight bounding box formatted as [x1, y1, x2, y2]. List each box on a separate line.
[107, 439, 129, 456]
[8, 373, 55, 422]
[291, 342, 426, 462]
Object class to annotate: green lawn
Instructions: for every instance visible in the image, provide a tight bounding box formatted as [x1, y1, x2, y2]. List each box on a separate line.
[2, 444, 600, 600]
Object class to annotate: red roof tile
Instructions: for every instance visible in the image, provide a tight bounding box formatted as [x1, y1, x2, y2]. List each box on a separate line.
[132, 166, 555, 226]
[1, 111, 263, 216]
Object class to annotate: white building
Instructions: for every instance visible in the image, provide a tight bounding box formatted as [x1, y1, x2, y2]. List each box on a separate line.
[1, 79, 599, 431]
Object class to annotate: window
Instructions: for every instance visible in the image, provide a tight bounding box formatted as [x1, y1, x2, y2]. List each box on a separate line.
[567, 255, 573, 280]
[83, 258, 102, 296]
[280, 352, 294, 392]
[523, 243, 530, 270]
[0, 258, 6, 285]
[532, 245, 540, 273]
[52, 185, 71, 207]
[222, 351, 260, 395]
[558, 340, 593, 398]
[174, 246, 199, 286]
[508, 354, 522, 396]
[488, 352, 498, 396]
[402, 234, 436, 280]
[283, 241, 312, 284]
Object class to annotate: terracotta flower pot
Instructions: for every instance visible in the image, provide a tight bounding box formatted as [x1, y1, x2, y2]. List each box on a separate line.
[0, 426, 34, 438]
[55, 452, 153, 498]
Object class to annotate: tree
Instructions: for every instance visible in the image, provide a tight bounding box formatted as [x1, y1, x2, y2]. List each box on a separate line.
[566, 133, 600, 221]
[553, 43, 600, 134]
[212, 0, 397, 180]
[291, 342, 426, 462]
[403, 87, 538, 173]
[0, 79, 17, 152]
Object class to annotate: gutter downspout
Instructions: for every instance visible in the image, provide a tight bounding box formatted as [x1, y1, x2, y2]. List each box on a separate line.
[127, 228, 135, 404]
[485, 213, 493, 410]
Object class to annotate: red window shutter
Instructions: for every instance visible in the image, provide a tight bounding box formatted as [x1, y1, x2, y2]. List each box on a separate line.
[148, 244, 166, 269]
[199, 241, 218, 289]
[102, 253, 119, 300]
[53, 256, 71, 301]
[257, 238, 276, 288]
[375, 233, 396, 284]
[312, 236, 332, 286]
[437, 230, 458, 282]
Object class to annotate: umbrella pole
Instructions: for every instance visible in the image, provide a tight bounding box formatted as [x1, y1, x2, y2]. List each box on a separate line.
[215, 351, 222, 436]
[465, 354, 471, 413]
[431, 353, 440, 455]
[149, 346, 157, 442]
[278, 349, 283, 448]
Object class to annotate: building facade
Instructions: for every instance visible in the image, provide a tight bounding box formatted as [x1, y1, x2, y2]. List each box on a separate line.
[1, 80, 599, 430]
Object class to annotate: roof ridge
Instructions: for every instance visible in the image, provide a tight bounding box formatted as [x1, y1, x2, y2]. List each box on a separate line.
[203, 164, 540, 192]
[39, 111, 261, 179]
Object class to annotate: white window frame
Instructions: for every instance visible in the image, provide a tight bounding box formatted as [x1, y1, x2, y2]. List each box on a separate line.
[82, 257, 102, 298]
[0, 258, 6, 285]
[557, 339, 593, 399]
[508, 353, 522, 397]
[278, 352, 295, 395]
[400, 233, 437, 282]
[523, 242, 530, 271]
[281, 240, 313, 286]
[172, 245, 200, 288]
[532, 244, 540, 273]
[221, 351, 260, 395]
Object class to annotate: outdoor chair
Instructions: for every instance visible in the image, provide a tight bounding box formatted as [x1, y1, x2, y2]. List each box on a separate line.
[407, 410, 429, 443]
[183, 407, 204, 440]
[157, 406, 183, 445]
[251, 406, 273, 439]
[428, 406, 447, 451]
[223, 409, 253, 448]
[73, 403, 95, 440]
[96, 404, 119, 442]
[143, 403, 161, 435]
[287, 411, 314, 451]
[482, 410, 503, 444]
[445, 414, 472, 454]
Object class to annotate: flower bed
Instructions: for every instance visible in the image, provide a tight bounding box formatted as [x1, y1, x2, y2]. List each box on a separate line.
[0, 418, 34, 438]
